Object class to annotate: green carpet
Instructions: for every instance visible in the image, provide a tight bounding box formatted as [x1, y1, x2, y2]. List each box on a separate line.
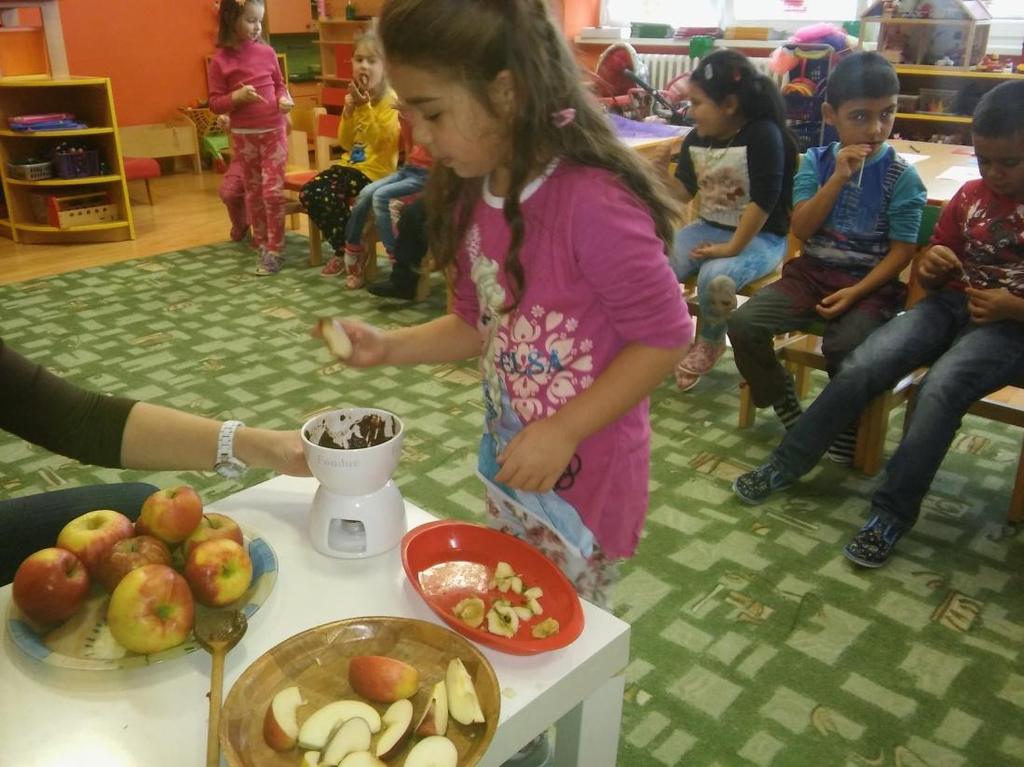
[2, 234, 1023, 766]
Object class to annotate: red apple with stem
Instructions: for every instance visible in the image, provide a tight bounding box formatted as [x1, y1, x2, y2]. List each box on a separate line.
[56, 509, 135, 576]
[135, 486, 204, 544]
[94, 535, 172, 592]
[12, 547, 91, 625]
[182, 512, 244, 558]
[184, 538, 253, 607]
[106, 563, 194, 654]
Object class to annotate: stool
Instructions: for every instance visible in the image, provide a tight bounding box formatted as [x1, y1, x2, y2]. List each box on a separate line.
[123, 157, 161, 205]
[283, 170, 322, 267]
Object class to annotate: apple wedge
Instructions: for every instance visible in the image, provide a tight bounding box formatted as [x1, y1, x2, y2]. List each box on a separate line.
[445, 658, 485, 726]
[402, 735, 458, 767]
[415, 681, 449, 737]
[322, 716, 372, 766]
[319, 318, 353, 359]
[375, 699, 414, 760]
[348, 655, 420, 703]
[339, 752, 386, 767]
[301, 751, 321, 767]
[298, 700, 383, 750]
[262, 685, 306, 751]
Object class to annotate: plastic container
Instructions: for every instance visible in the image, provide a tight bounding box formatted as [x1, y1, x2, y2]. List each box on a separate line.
[897, 94, 920, 113]
[53, 149, 100, 179]
[6, 160, 53, 180]
[917, 88, 959, 115]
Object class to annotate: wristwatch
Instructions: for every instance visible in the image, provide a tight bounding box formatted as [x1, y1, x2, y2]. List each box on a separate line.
[214, 420, 248, 479]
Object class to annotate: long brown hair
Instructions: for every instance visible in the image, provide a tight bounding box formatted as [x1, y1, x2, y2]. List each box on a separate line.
[379, 0, 679, 310]
[217, 0, 266, 48]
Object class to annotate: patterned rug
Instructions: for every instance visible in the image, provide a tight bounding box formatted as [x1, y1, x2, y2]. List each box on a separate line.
[2, 234, 1022, 767]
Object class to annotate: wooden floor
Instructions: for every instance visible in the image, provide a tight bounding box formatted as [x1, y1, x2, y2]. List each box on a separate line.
[0, 172, 310, 286]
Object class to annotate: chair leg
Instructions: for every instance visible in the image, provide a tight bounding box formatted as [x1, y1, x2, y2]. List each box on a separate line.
[144, 178, 154, 205]
[737, 381, 756, 428]
[1010, 440, 1024, 524]
[855, 395, 888, 476]
[308, 220, 322, 267]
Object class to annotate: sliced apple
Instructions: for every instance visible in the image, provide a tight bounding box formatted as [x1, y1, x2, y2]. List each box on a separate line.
[402, 735, 458, 767]
[348, 655, 420, 702]
[298, 700, 383, 750]
[319, 318, 353, 359]
[523, 586, 543, 600]
[445, 658, 485, 725]
[375, 699, 414, 760]
[531, 617, 560, 638]
[339, 753, 386, 767]
[323, 716, 373, 766]
[452, 596, 485, 628]
[415, 681, 449, 737]
[302, 751, 321, 767]
[262, 685, 305, 751]
[526, 596, 543, 616]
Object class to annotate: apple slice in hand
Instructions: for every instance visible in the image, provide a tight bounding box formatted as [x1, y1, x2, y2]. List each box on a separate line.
[375, 699, 414, 761]
[301, 752, 321, 767]
[339, 752, 386, 767]
[403, 735, 458, 767]
[445, 658, 485, 725]
[263, 685, 305, 751]
[322, 716, 372, 766]
[319, 318, 353, 359]
[298, 700, 382, 750]
[415, 681, 449, 737]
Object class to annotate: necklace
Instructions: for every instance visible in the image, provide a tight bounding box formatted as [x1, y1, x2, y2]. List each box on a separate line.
[704, 125, 744, 166]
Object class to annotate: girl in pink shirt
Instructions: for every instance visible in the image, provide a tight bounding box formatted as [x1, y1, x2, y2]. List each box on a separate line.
[208, 0, 293, 275]
[316, 0, 692, 609]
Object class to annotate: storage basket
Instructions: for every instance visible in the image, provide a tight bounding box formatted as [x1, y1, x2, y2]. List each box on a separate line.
[53, 149, 100, 179]
[6, 160, 53, 180]
[46, 192, 118, 229]
[917, 88, 959, 116]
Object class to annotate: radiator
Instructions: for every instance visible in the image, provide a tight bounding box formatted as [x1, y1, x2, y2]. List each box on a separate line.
[638, 53, 787, 91]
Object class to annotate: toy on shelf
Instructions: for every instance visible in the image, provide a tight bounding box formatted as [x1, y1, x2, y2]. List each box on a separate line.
[862, 0, 993, 69]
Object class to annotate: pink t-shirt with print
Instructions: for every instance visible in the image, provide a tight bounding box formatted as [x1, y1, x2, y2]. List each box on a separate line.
[452, 162, 693, 558]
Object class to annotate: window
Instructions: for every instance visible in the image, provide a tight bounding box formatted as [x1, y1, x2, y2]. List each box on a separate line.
[603, 0, 722, 28]
[731, 0, 861, 23]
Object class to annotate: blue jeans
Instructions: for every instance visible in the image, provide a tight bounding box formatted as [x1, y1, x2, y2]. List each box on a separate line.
[770, 291, 1024, 528]
[670, 221, 786, 343]
[343, 165, 429, 254]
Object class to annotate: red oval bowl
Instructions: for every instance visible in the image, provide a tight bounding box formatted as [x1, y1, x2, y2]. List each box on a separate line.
[401, 521, 584, 655]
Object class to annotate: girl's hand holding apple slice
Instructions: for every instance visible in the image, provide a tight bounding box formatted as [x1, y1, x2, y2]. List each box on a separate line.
[313, 318, 387, 368]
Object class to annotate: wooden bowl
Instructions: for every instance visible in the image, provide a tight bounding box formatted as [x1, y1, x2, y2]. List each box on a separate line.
[221, 616, 500, 766]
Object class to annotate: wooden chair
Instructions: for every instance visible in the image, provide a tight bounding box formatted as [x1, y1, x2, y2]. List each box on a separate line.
[736, 204, 944, 476]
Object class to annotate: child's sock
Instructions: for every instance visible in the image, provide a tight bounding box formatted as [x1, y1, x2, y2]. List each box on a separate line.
[344, 244, 365, 288]
[771, 375, 802, 430]
[825, 422, 858, 466]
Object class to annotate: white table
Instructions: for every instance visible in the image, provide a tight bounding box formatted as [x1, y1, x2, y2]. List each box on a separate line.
[0, 475, 631, 767]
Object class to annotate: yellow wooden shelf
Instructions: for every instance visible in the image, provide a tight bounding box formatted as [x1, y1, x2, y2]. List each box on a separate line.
[896, 65, 1024, 80]
[895, 112, 973, 124]
[864, 16, 971, 26]
[0, 127, 115, 138]
[0, 75, 108, 87]
[14, 220, 130, 233]
[6, 174, 122, 187]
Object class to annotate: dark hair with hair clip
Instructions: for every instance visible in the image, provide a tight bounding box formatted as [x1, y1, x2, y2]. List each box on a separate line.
[826, 51, 899, 108]
[379, 0, 679, 312]
[689, 49, 798, 214]
[217, 0, 266, 48]
[973, 80, 1024, 139]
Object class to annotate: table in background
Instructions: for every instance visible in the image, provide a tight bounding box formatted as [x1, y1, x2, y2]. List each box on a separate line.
[0, 475, 630, 767]
[889, 138, 980, 205]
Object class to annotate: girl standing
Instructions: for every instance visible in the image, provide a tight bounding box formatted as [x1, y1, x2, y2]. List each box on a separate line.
[670, 49, 798, 391]
[299, 32, 401, 287]
[317, 0, 691, 608]
[208, 0, 293, 276]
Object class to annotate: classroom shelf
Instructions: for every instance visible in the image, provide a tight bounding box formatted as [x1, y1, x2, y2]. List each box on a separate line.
[0, 127, 115, 138]
[895, 112, 973, 124]
[6, 174, 122, 187]
[15, 220, 130, 233]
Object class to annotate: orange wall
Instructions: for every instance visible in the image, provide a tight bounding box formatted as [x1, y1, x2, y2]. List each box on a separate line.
[58, 0, 218, 126]
[561, 0, 599, 40]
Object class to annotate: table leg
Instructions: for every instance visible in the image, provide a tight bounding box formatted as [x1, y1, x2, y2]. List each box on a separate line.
[552, 674, 625, 767]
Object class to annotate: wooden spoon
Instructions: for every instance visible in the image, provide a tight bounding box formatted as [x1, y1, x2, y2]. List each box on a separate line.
[194, 609, 248, 767]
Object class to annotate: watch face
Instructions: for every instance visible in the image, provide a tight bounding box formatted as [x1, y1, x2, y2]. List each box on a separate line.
[216, 460, 246, 480]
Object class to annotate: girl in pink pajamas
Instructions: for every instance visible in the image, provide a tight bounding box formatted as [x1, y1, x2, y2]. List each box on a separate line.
[208, 0, 294, 275]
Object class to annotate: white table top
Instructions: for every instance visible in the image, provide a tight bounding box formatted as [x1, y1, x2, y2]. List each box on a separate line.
[0, 475, 631, 767]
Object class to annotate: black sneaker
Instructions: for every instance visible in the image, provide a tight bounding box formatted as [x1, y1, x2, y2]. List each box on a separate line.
[843, 515, 906, 568]
[733, 462, 793, 504]
[367, 278, 415, 300]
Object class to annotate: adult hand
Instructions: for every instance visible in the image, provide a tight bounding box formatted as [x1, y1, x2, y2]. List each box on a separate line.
[691, 241, 737, 260]
[833, 143, 873, 183]
[311, 317, 388, 368]
[966, 287, 1019, 324]
[816, 286, 859, 319]
[495, 418, 579, 494]
[232, 83, 264, 105]
[918, 244, 962, 284]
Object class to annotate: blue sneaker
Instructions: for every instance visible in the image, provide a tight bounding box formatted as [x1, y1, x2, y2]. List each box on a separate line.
[843, 515, 906, 568]
[732, 462, 793, 505]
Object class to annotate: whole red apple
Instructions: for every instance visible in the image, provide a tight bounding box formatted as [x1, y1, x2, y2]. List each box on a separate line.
[106, 563, 194, 654]
[184, 538, 253, 607]
[56, 509, 135, 576]
[94, 535, 172, 592]
[183, 513, 244, 558]
[136, 486, 204, 544]
[12, 548, 91, 625]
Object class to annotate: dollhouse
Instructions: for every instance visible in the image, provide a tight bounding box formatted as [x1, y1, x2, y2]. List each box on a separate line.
[861, 0, 993, 69]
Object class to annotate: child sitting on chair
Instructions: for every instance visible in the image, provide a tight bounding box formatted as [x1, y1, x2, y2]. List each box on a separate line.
[733, 80, 1024, 568]
[728, 52, 926, 464]
[669, 50, 798, 392]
